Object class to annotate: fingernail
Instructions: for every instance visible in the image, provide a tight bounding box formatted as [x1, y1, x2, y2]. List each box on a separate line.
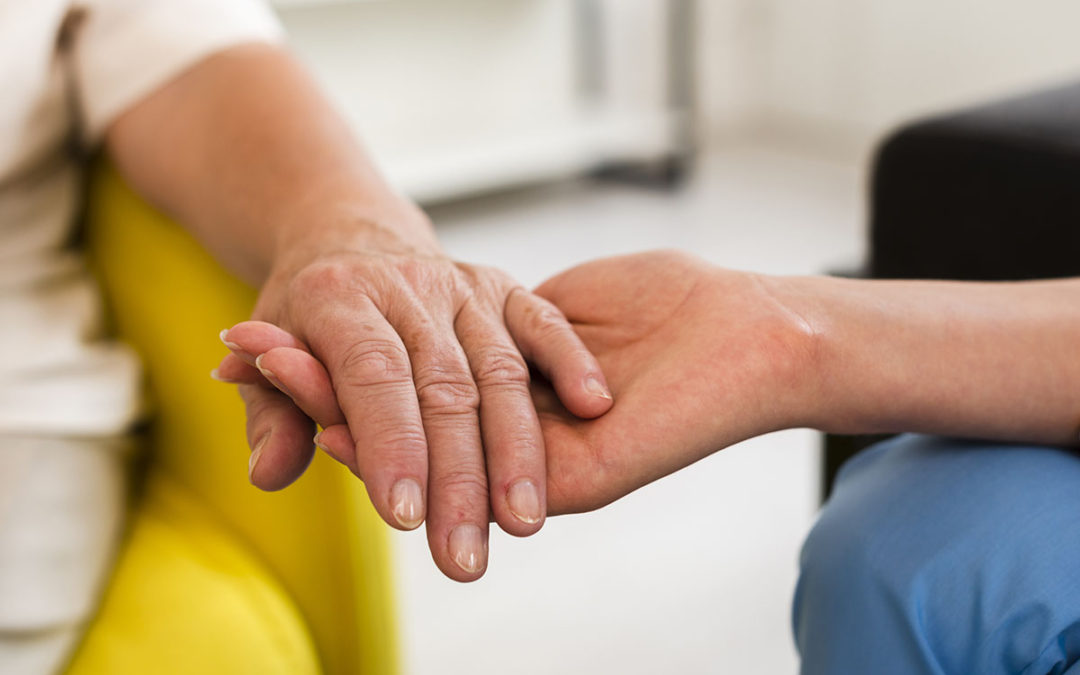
[585, 375, 612, 400]
[255, 354, 291, 396]
[448, 524, 486, 575]
[390, 478, 424, 529]
[506, 479, 542, 525]
[219, 328, 256, 362]
[313, 431, 330, 452]
[210, 368, 242, 384]
[219, 328, 242, 351]
[249, 433, 269, 483]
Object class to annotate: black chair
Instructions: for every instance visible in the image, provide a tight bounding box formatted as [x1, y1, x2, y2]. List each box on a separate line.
[822, 79, 1080, 498]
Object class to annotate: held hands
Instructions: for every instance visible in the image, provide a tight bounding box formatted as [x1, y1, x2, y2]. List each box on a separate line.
[218, 251, 821, 578]
[217, 220, 613, 582]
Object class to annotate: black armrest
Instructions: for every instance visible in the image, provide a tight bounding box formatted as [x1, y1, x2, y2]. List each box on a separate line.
[823, 79, 1080, 498]
[870, 80, 1080, 281]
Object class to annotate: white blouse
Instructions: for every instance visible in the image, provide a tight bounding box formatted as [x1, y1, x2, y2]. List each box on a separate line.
[0, 0, 281, 435]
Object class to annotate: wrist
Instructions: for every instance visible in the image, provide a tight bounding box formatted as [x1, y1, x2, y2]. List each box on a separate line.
[691, 269, 835, 439]
[267, 189, 443, 279]
[745, 273, 848, 434]
[770, 274, 913, 436]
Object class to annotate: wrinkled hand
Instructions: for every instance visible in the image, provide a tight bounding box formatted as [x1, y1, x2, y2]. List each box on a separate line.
[223, 251, 819, 526]
[216, 222, 613, 581]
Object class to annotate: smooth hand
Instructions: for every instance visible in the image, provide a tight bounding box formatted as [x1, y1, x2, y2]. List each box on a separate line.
[525, 251, 818, 512]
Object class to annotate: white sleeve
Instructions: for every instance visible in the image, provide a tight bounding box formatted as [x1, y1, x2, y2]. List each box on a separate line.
[71, 0, 284, 144]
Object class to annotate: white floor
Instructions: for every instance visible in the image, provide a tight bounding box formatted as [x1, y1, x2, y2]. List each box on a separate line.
[389, 142, 866, 675]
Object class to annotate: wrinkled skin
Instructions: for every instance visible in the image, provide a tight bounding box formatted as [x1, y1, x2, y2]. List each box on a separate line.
[224, 238, 613, 582]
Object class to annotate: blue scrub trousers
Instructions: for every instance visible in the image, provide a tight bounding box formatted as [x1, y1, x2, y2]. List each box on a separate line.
[793, 434, 1080, 675]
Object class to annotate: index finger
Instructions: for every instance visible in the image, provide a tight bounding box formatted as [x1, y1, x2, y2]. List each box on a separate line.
[505, 288, 613, 419]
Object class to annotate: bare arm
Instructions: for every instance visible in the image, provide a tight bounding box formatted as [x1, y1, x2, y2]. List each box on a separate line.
[785, 275, 1080, 446]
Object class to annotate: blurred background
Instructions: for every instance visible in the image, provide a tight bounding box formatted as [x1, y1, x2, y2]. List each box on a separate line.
[266, 1, 1080, 672]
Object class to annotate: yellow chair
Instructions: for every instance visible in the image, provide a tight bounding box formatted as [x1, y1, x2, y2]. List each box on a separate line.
[65, 162, 398, 674]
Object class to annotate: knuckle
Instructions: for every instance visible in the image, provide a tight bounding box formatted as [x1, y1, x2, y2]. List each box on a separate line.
[291, 258, 361, 298]
[533, 318, 573, 348]
[460, 263, 512, 296]
[492, 422, 542, 456]
[432, 468, 489, 502]
[414, 367, 480, 413]
[535, 319, 570, 345]
[337, 340, 412, 385]
[450, 260, 480, 285]
[527, 299, 569, 334]
[471, 347, 530, 390]
[392, 256, 429, 284]
[394, 256, 459, 295]
[364, 426, 428, 459]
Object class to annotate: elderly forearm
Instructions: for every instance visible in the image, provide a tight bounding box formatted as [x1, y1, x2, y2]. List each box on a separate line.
[778, 275, 1080, 445]
[105, 43, 437, 285]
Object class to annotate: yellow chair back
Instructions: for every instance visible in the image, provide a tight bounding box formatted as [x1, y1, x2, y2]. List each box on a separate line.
[69, 162, 398, 674]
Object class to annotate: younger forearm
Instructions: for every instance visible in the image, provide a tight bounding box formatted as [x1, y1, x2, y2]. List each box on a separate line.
[787, 275, 1080, 445]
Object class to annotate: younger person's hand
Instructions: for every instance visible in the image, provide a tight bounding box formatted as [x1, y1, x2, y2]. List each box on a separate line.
[522, 251, 820, 512]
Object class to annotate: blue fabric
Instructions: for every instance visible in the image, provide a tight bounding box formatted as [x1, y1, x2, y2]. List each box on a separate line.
[793, 434, 1080, 675]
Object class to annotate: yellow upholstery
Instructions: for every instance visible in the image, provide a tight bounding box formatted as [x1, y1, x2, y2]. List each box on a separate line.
[66, 163, 398, 674]
[67, 473, 322, 674]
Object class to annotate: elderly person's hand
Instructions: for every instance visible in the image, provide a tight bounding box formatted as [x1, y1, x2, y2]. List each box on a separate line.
[220, 237, 613, 580]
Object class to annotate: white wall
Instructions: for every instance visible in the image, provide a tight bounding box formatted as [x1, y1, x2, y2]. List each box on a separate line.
[699, 0, 1080, 153]
[695, 0, 769, 135]
[279, 0, 577, 157]
[274, 0, 682, 202]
